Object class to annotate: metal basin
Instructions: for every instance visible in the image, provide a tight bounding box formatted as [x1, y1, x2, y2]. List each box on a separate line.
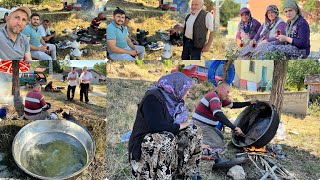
[12, 120, 95, 179]
[232, 101, 280, 148]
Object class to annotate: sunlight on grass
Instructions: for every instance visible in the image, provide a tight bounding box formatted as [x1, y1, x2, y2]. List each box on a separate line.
[106, 62, 320, 180]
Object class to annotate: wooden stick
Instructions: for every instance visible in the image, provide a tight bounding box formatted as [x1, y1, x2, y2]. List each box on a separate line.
[248, 155, 265, 175]
[260, 172, 270, 180]
[264, 157, 297, 179]
[260, 157, 279, 180]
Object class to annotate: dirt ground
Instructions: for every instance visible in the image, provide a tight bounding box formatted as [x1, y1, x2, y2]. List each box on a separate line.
[106, 61, 320, 180]
[0, 76, 107, 179]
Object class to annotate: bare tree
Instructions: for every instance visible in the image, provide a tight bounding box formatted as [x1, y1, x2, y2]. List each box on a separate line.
[12, 61, 24, 116]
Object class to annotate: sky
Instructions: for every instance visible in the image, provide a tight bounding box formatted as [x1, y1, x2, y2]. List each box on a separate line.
[69, 60, 107, 68]
[233, 0, 248, 7]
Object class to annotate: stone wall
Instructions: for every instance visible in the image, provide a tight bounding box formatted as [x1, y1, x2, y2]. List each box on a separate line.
[244, 91, 309, 116]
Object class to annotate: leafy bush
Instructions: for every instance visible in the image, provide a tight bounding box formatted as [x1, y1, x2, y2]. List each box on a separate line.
[163, 60, 172, 67]
[135, 60, 144, 66]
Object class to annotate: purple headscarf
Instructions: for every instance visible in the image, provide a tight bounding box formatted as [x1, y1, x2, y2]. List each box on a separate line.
[239, 7, 253, 34]
[150, 72, 193, 124]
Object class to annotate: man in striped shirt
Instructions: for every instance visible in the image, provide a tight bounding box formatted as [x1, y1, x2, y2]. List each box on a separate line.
[192, 83, 255, 149]
[24, 84, 50, 120]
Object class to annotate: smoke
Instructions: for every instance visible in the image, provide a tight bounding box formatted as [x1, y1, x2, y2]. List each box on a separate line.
[0, 72, 14, 105]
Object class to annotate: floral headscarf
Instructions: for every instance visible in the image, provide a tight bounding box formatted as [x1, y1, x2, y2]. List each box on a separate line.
[150, 72, 193, 124]
[239, 7, 253, 34]
[260, 5, 280, 40]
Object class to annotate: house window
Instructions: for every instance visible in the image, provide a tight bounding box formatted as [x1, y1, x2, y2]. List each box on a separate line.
[249, 61, 255, 72]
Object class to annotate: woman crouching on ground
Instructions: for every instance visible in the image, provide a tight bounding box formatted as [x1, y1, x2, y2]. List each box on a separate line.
[129, 72, 203, 180]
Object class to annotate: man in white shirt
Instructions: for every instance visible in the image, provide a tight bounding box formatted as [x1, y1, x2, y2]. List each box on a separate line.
[170, 0, 214, 60]
[66, 67, 78, 102]
[38, 19, 57, 44]
[79, 66, 92, 104]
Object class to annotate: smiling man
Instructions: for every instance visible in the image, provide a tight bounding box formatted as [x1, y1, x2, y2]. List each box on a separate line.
[0, 6, 32, 60]
[106, 7, 145, 60]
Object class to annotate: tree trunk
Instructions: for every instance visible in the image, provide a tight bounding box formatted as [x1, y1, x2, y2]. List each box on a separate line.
[214, 0, 220, 32]
[12, 61, 24, 116]
[270, 60, 288, 118]
[223, 60, 234, 82]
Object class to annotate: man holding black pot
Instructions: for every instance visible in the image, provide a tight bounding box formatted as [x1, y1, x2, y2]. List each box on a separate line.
[191, 83, 256, 155]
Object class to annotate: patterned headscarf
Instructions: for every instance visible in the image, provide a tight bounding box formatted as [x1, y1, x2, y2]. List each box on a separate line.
[150, 72, 193, 124]
[260, 5, 280, 40]
[239, 7, 253, 34]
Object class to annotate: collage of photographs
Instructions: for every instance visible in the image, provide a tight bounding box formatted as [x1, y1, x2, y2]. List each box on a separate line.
[0, 0, 319, 179]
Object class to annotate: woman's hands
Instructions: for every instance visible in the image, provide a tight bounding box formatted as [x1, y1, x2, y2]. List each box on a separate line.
[179, 121, 191, 130]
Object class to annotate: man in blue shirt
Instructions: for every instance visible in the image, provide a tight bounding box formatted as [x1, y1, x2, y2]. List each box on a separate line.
[22, 13, 57, 60]
[106, 8, 145, 60]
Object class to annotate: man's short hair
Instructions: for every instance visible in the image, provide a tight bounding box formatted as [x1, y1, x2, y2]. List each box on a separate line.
[218, 82, 230, 89]
[113, 7, 125, 16]
[31, 13, 40, 19]
[72, 67, 76, 70]
[33, 83, 41, 89]
[43, 19, 50, 23]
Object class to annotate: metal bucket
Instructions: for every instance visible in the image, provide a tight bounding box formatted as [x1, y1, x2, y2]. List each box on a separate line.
[12, 120, 95, 179]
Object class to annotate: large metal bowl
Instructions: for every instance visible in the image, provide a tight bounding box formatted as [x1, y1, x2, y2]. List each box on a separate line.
[12, 120, 95, 179]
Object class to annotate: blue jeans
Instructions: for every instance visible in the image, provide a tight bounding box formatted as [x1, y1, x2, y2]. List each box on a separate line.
[181, 38, 202, 60]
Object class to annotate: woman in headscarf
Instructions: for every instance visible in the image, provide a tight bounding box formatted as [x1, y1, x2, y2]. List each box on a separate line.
[236, 7, 261, 47]
[129, 72, 203, 180]
[252, 0, 310, 59]
[239, 5, 286, 59]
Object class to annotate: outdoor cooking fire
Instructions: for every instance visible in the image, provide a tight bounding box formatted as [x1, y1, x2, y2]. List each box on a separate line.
[244, 146, 267, 153]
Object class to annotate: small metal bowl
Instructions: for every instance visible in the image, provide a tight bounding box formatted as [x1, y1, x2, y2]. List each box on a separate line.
[12, 120, 95, 179]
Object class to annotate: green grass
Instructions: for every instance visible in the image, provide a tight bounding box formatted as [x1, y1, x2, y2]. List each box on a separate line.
[106, 62, 320, 180]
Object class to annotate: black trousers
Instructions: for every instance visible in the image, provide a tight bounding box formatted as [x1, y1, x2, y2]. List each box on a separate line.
[181, 38, 202, 60]
[67, 85, 76, 100]
[80, 83, 89, 102]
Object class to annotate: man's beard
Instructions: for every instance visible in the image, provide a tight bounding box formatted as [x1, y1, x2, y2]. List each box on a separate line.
[8, 26, 21, 34]
[32, 22, 39, 27]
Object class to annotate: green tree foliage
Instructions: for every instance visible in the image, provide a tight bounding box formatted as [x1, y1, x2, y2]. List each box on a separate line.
[58, 60, 72, 71]
[39, 61, 63, 74]
[220, 0, 240, 27]
[94, 62, 107, 76]
[304, 0, 318, 14]
[286, 60, 320, 91]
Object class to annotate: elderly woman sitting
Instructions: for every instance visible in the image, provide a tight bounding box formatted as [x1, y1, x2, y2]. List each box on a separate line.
[239, 5, 286, 59]
[129, 72, 203, 180]
[236, 7, 261, 48]
[252, 0, 310, 60]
